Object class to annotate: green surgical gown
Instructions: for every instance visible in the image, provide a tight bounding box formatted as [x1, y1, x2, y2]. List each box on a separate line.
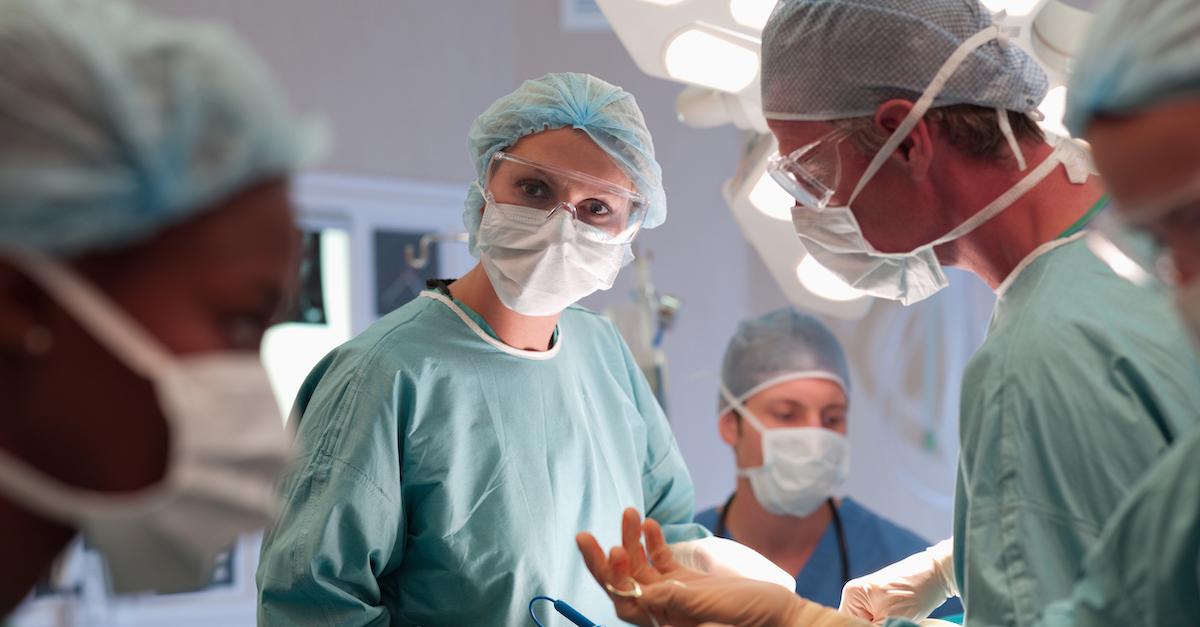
[256, 289, 707, 626]
[885, 416, 1200, 627]
[1039, 423, 1200, 626]
[952, 237, 1200, 625]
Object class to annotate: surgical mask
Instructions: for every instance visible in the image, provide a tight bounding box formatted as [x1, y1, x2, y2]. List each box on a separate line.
[791, 140, 1088, 305]
[771, 24, 1090, 306]
[0, 250, 292, 595]
[476, 190, 632, 316]
[722, 384, 849, 517]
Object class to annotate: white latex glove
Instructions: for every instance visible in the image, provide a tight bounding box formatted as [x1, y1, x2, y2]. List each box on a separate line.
[668, 536, 797, 591]
[838, 537, 958, 624]
[640, 576, 869, 627]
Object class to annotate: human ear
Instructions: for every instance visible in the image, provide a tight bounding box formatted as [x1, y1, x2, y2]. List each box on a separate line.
[0, 263, 54, 359]
[874, 99, 934, 182]
[718, 410, 741, 446]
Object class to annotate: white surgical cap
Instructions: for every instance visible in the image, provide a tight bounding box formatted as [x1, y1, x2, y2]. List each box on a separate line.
[0, 0, 322, 256]
[463, 72, 666, 255]
[1065, 0, 1200, 137]
[719, 308, 851, 415]
[760, 0, 1048, 121]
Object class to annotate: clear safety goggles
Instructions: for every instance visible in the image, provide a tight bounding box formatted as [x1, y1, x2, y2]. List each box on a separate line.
[767, 127, 855, 211]
[486, 151, 647, 242]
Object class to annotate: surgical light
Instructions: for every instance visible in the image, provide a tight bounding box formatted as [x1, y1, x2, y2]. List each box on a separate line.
[1037, 85, 1068, 136]
[980, 0, 1041, 16]
[637, 0, 688, 5]
[729, 0, 777, 29]
[796, 255, 863, 302]
[748, 172, 794, 221]
[663, 28, 759, 93]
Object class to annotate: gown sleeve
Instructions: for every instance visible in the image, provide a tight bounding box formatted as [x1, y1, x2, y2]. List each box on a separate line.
[256, 350, 406, 626]
[608, 323, 710, 544]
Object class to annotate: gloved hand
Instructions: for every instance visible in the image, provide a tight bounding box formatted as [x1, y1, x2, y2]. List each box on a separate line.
[640, 576, 869, 627]
[667, 536, 796, 591]
[838, 537, 958, 624]
[577, 508, 710, 627]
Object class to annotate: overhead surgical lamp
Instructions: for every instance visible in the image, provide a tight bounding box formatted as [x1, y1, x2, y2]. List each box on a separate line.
[729, 0, 778, 29]
[663, 27, 759, 93]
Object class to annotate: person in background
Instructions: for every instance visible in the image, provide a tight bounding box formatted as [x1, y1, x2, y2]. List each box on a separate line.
[695, 308, 960, 617]
[0, 0, 318, 617]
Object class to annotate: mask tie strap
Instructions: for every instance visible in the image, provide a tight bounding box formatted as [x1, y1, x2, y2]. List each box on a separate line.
[928, 143, 1067, 247]
[990, 25, 1029, 172]
[719, 382, 768, 433]
[5, 249, 174, 378]
[849, 25, 1004, 205]
[997, 107, 1029, 171]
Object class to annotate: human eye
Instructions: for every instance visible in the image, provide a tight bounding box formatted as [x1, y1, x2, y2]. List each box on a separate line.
[517, 178, 552, 200]
[580, 199, 613, 218]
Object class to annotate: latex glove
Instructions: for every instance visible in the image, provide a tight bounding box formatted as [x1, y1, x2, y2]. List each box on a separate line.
[667, 537, 796, 592]
[578, 508, 711, 627]
[838, 537, 957, 624]
[640, 575, 870, 627]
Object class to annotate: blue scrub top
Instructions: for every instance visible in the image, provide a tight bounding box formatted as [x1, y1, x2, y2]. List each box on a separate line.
[696, 498, 963, 618]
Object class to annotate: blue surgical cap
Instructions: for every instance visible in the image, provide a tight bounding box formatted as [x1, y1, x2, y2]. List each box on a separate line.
[719, 308, 851, 414]
[761, 0, 1048, 121]
[0, 0, 322, 256]
[463, 72, 666, 254]
[1065, 0, 1200, 137]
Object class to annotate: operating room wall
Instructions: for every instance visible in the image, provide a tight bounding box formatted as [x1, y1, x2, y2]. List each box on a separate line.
[140, 0, 991, 541]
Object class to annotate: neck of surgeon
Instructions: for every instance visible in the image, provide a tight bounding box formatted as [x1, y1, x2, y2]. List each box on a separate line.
[727, 479, 833, 570]
[935, 141, 1105, 290]
[450, 264, 560, 351]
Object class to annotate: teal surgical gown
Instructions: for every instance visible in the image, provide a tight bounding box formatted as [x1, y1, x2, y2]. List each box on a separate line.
[952, 236, 1200, 625]
[885, 416, 1200, 627]
[256, 289, 707, 626]
[695, 498, 963, 618]
[1038, 423, 1200, 626]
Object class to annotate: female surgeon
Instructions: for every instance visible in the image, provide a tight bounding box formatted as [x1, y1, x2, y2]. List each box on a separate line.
[255, 73, 713, 626]
[0, 0, 316, 616]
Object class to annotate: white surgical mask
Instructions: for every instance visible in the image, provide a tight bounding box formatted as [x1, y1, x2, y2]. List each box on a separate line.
[795, 139, 1089, 305]
[789, 25, 1091, 306]
[476, 192, 631, 316]
[722, 384, 849, 517]
[0, 250, 292, 595]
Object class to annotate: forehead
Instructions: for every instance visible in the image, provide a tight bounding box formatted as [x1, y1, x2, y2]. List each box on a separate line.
[1087, 100, 1200, 210]
[132, 180, 298, 284]
[504, 127, 632, 189]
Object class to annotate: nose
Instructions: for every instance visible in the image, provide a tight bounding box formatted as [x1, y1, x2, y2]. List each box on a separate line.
[546, 201, 578, 222]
